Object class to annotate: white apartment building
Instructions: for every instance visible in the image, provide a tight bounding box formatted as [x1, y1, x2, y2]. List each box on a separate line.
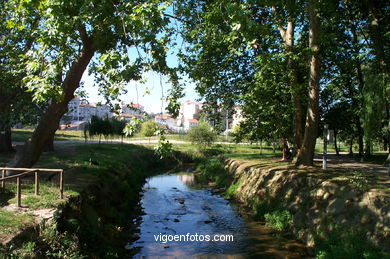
[120, 103, 144, 116]
[176, 100, 203, 130]
[231, 106, 244, 129]
[63, 97, 115, 124]
[155, 114, 177, 129]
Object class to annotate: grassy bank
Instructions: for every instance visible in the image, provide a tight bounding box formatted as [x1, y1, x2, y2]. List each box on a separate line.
[0, 143, 185, 257]
[194, 155, 389, 259]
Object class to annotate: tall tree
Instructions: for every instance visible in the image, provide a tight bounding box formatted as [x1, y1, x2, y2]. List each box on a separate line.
[295, 0, 321, 166]
[6, 0, 176, 168]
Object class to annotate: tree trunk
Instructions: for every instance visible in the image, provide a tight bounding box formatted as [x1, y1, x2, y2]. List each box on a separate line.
[282, 138, 288, 161]
[365, 140, 371, 156]
[8, 27, 94, 168]
[295, 0, 321, 166]
[333, 129, 339, 156]
[348, 137, 354, 155]
[274, 11, 305, 156]
[351, 24, 365, 157]
[43, 133, 55, 152]
[356, 119, 364, 156]
[0, 124, 13, 153]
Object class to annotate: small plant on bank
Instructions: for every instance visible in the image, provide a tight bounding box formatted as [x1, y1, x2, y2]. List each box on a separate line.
[264, 210, 293, 231]
[196, 157, 228, 186]
[314, 227, 387, 259]
[187, 121, 217, 148]
[154, 129, 173, 159]
[225, 179, 242, 199]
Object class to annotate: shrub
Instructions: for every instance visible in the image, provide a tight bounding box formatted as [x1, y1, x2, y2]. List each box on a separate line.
[141, 120, 158, 139]
[264, 210, 292, 231]
[314, 227, 388, 259]
[196, 157, 228, 186]
[187, 121, 217, 148]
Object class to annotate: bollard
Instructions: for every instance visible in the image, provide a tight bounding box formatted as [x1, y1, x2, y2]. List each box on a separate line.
[16, 177, 21, 207]
[35, 171, 40, 195]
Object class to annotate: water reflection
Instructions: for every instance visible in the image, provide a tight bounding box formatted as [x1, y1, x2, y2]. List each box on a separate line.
[178, 174, 195, 184]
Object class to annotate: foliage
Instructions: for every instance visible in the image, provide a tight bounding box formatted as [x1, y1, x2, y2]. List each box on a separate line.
[264, 210, 293, 232]
[225, 179, 242, 199]
[348, 171, 370, 192]
[196, 157, 228, 187]
[141, 120, 159, 139]
[86, 116, 126, 143]
[154, 129, 173, 159]
[123, 118, 141, 137]
[314, 227, 387, 259]
[187, 121, 217, 148]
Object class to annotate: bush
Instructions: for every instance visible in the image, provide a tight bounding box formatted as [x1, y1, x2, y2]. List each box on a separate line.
[196, 157, 228, 187]
[187, 121, 217, 147]
[141, 120, 158, 139]
[264, 210, 292, 231]
[314, 227, 388, 259]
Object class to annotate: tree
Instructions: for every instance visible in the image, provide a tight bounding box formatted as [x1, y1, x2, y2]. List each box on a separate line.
[295, 0, 321, 166]
[6, 0, 176, 168]
[141, 120, 158, 141]
[187, 121, 217, 148]
[0, 0, 40, 153]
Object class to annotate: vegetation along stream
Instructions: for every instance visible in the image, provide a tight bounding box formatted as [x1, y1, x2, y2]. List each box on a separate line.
[129, 172, 309, 258]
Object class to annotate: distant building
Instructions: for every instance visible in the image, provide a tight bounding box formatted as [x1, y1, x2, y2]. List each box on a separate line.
[61, 96, 124, 128]
[155, 114, 177, 129]
[183, 119, 199, 130]
[95, 104, 113, 118]
[232, 106, 244, 129]
[176, 100, 203, 130]
[121, 103, 144, 116]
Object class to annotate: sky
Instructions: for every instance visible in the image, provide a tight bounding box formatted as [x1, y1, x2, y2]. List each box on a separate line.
[81, 70, 199, 114]
[80, 18, 200, 114]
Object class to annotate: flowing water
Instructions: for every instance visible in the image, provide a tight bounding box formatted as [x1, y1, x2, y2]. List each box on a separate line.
[129, 173, 309, 258]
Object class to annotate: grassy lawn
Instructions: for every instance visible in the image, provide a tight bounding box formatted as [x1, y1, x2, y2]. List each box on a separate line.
[12, 129, 85, 142]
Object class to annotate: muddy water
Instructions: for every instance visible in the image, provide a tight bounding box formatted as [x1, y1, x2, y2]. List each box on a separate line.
[130, 173, 308, 258]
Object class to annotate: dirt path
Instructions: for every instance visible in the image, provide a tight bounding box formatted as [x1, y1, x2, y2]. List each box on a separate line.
[314, 152, 390, 189]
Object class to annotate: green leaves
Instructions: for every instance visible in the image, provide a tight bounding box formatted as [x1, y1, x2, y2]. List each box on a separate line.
[123, 118, 141, 138]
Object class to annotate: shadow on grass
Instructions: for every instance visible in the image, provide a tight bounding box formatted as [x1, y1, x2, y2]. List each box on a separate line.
[0, 188, 13, 206]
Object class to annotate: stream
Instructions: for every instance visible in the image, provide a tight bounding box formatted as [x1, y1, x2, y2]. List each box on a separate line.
[129, 173, 309, 258]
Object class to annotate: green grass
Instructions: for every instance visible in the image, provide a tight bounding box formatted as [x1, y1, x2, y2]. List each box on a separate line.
[264, 210, 293, 231]
[0, 143, 165, 242]
[0, 209, 35, 236]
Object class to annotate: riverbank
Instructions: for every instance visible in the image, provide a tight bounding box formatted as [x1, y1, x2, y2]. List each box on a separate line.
[196, 156, 390, 258]
[0, 143, 189, 257]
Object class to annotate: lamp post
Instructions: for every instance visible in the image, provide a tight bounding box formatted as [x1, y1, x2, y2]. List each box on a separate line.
[323, 124, 328, 169]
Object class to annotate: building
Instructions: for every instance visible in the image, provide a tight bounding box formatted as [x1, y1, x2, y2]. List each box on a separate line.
[121, 103, 144, 116]
[183, 119, 199, 130]
[62, 97, 120, 125]
[155, 114, 177, 129]
[176, 100, 203, 130]
[95, 104, 113, 119]
[231, 106, 244, 129]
